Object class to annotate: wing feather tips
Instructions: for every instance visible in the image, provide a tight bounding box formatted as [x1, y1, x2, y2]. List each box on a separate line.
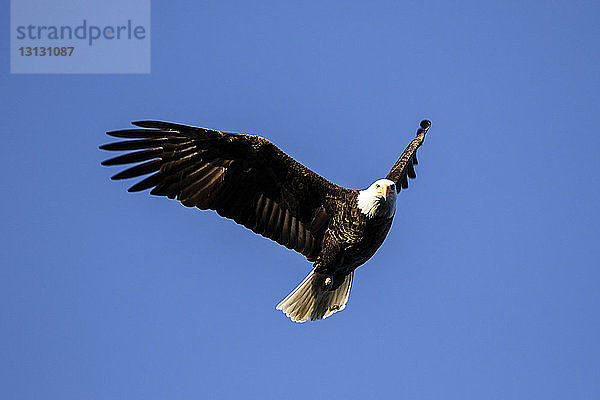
[386, 120, 431, 192]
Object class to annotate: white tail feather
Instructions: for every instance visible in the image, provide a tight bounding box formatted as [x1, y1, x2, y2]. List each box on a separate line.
[276, 271, 354, 322]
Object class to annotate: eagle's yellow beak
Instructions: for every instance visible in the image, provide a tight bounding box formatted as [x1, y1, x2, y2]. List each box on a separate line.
[380, 185, 388, 200]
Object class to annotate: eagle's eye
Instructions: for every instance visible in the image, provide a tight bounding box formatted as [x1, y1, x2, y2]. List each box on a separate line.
[375, 184, 380, 188]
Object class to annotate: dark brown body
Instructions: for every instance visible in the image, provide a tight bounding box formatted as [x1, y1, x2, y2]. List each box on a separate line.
[315, 191, 393, 290]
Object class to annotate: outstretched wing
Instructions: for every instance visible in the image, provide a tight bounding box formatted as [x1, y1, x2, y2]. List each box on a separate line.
[100, 121, 348, 261]
[386, 120, 431, 192]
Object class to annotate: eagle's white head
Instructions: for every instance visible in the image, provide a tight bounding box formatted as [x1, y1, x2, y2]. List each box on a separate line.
[357, 178, 397, 219]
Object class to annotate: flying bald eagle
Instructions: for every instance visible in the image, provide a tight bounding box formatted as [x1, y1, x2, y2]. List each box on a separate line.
[101, 119, 431, 322]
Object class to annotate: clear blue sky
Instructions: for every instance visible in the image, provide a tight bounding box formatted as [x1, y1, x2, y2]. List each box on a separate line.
[2, 1, 600, 399]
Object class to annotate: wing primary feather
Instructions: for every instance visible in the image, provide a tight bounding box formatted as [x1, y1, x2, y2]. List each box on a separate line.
[407, 163, 416, 179]
[99, 139, 168, 151]
[131, 121, 223, 139]
[401, 174, 409, 189]
[111, 159, 162, 180]
[106, 129, 178, 139]
[101, 148, 163, 166]
[128, 173, 162, 192]
[150, 185, 175, 198]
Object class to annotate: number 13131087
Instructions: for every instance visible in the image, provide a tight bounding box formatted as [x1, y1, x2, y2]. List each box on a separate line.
[19, 47, 74, 56]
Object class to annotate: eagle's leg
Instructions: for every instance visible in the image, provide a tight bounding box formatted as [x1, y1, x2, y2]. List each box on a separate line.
[312, 238, 341, 291]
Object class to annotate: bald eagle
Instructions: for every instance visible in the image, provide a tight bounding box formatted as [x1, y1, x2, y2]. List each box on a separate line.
[101, 119, 431, 322]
